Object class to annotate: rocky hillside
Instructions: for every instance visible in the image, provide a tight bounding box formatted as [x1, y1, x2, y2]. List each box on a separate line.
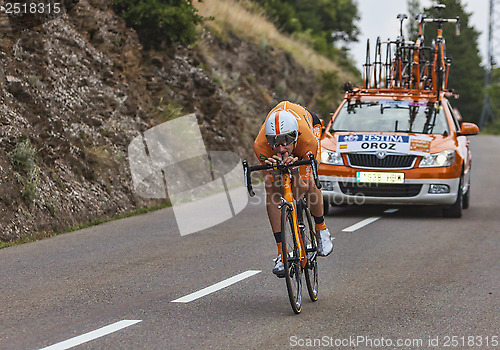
[0, 0, 341, 241]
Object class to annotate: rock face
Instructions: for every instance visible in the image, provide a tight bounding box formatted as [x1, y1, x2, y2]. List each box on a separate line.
[0, 0, 320, 241]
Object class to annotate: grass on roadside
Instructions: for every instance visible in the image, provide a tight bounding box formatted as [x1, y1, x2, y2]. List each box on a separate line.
[0, 201, 171, 249]
[193, 0, 357, 83]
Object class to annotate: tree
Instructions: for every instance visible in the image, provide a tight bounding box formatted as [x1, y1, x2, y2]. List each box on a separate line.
[113, 0, 204, 50]
[252, 0, 359, 59]
[484, 68, 500, 133]
[423, 0, 484, 124]
[407, 0, 422, 42]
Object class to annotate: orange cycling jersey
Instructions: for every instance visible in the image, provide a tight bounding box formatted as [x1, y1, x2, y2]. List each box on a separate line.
[254, 101, 322, 181]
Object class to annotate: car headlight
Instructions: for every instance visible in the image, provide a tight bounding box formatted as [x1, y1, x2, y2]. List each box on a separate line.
[321, 147, 344, 165]
[419, 150, 455, 167]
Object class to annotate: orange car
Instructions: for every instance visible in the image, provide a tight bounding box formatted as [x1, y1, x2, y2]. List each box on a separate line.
[319, 89, 479, 218]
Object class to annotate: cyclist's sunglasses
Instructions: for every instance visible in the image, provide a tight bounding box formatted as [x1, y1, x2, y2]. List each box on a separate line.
[266, 131, 297, 149]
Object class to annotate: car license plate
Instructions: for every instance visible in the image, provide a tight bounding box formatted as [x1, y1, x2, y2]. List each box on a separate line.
[356, 172, 404, 184]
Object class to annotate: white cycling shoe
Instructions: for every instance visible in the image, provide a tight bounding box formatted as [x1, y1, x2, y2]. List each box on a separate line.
[272, 255, 285, 277]
[317, 228, 334, 257]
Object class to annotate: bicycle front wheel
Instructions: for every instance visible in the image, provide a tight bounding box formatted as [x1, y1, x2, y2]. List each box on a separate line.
[299, 200, 319, 302]
[281, 205, 302, 314]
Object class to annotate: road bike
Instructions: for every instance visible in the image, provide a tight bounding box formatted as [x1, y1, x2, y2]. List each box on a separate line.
[424, 4, 460, 96]
[411, 13, 434, 91]
[242, 154, 321, 314]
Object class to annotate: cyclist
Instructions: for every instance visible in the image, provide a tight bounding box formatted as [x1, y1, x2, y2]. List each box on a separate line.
[254, 101, 334, 277]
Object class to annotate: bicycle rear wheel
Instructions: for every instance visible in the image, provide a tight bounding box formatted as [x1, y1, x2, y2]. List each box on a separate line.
[281, 205, 302, 314]
[298, 199, 319, 302]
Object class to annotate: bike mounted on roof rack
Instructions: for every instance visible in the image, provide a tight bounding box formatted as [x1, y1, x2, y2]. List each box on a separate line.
[361, 4, 460, 101]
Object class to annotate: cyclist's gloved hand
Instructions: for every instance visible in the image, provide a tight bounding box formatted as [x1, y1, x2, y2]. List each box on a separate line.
[264, 155, 299, 176]
[265, 154, 285, 165]
[282, 155, 299, 175]
[264, 155, 281, 176]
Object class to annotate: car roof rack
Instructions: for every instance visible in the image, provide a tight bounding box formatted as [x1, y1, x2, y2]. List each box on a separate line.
[357, 4, 460, 102]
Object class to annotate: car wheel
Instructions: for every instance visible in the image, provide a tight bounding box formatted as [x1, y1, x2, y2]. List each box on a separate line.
[443, 175, 463, 218]
[462, 178, 470, 210]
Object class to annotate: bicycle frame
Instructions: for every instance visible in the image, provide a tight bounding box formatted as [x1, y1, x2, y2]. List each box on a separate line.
[279, 172, 308, 268]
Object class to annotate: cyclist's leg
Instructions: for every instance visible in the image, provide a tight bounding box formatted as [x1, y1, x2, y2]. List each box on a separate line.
[305, 175, 326, 230]
[302, 135, 327, 232]
[264, 172, 285, 256]
[304, 174, 334, 257]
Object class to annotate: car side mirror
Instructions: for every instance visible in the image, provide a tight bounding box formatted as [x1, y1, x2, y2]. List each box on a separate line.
[320, 119, 325, 137]
[458, 122, 479, 136]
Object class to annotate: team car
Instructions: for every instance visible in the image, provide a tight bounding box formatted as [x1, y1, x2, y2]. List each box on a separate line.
[319, 90, 478, 217]
[318, 9, 479, 218]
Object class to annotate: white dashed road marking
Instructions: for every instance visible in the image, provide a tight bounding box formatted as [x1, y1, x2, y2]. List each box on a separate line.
[342, 216, 382, 232]
[341, 208, 399, 232]
[39, 320, 142, 350]
[171, 270, 261, 303]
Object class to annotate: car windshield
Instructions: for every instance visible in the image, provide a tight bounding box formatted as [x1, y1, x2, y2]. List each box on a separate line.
[330, 100, 450, 135]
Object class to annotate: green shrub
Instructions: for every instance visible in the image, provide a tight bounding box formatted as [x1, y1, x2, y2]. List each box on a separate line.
[8, 137, 37, 173]
[113, 0, 205, 49]
[18, 171, 39, 205]
[8, 138, 40, 205]
[157, 98, 185, 121]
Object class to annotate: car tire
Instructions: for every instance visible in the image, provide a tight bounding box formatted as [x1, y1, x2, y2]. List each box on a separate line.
[462, 178, 470, 210]
[442, 175, 463, 218]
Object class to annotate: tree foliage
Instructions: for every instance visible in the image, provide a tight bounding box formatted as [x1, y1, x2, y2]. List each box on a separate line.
[483, 68, 500, 133]
[113, 0, 204, 50]
[406, 0, 422, 42]
[422, 0, 484, 124]
[252, 0, 359, 59]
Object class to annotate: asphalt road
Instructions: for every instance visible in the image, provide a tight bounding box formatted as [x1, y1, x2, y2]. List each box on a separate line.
[1, 136, 498, 350]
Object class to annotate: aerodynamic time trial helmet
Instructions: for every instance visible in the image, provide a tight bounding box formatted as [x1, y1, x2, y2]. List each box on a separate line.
[264, 111, 299, 148]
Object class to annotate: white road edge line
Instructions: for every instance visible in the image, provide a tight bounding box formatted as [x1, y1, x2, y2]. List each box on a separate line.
[171, 270, 261, 303]
[384, 208, 399, 214]
[39, 320, 142, 350]
[342, 217, 382, 232]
